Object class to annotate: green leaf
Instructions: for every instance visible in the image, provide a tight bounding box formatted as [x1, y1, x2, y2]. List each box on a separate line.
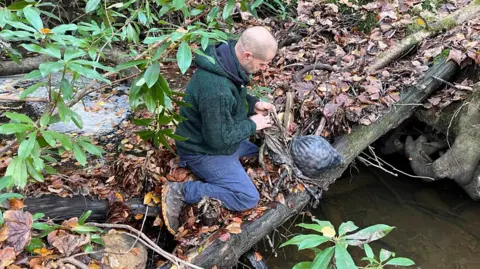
[297, 223, 324, 233]
[312, 246, 335, 269]
[364, 244, 374, 259]
[73, 144, 87, 166]
[0, 211, 2, 226]
[91, 234, 104, 245]
[32, 213, 45, 221]
[280, 234, 314, 248]
[44, 165, 57, 174]
[13, 157, 28, 188]
[8, 0, 34, 11]
[78, 210, 92, 225]
[177, 41, 192, 74]
[339, 221, 359, 236]
[23, 6, 43, 31]
[41, 44, 62, 59]
[83, 243, 94, 253]
[132, 118, 153, 126]
[207, 7, 219, 22]
[136, 130, 155, 140]
[165, 132, 188, 141]
[298, 235, 330, 250]
[78, 141, 103, 157]
[115, 59, 147, 71]
[60, 78, 73, 101]
[292, 262, 312, 269]
[32, 222, 56, 231]
[0, 176, 13, 191]
[5, 112, 35, 124]
[39, 113, 51, 128]
[18, 132, 37, 159]
[385, 258, 415, 266]
[201, 35, 210, 51]
[173, 0, 185, 10]
[0, 123, 33, 134]
[72, 60, 115, 72]
[68, 63, 110, 84]
[72, 225, 102, 233]
[24, 238, 44, 254]
[144, 62, 160, 88]
[193, 48, 215, 64]
[335, 244, 357, 269]
[41, 131, 57, 147]
[7, 21, 37, 32]
[86, 0, 101, 13]
[51, 24, 78, 34]
[345, 224, 395, 245]
[27, 159, 44, 182]
[49, 132, 73, 150]
[21, 43, 42, 53]
[380, 249, 392, 263]
[57, 101, 71, 123]
[24, 70, 42, 79]
[20, 82, 46, 100]
[71, 111, 83, 129]
[0, 192, 23, 204]
[64, 47, 86, 62]
[39, 61, 64, 77]
[222, 0, 235, 20]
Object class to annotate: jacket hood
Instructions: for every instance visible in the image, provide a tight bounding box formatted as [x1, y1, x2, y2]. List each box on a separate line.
[193, 40, 250, 86]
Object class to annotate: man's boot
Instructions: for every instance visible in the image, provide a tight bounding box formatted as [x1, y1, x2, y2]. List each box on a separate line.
[161, 181, 186, 235]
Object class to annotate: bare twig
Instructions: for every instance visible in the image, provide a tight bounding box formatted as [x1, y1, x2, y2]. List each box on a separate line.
[283, 92, 294, 134]
[85, 222, 203, 269]
[0, 95, 48, 102]
[126, 207, 148, 254]
[314, 117, 326, 136]
[293, 63, 336, 82]
[58, 257, 89, 269]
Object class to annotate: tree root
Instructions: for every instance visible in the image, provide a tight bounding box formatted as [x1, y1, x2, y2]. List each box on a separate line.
[293, 63, 337, 82]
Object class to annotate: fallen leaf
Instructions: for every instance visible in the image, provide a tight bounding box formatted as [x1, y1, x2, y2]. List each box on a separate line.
[143, 192, 153, 204]
[153, 215, 163, 227]
[0, 226, 8, 242]
[52, 233, 90, 256]
[304, 74, 313, 81]
[219, 232, 231, 242]
[131, 248, 140, 256]
[88, 263, 101, 269]
[0, 247, 16, 268]
[447, 49, 466, 66]
[8, 198, 24, 210]
[226, 222, 242, 234]
[33, 248, 54, 257]
[29, 257, 44, 268]
[4, 210, 33, 251]
[62, 217, 79, 229]
[276, 193, 286, 206]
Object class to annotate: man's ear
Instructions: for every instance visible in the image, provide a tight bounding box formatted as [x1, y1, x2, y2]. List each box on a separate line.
[243, 51, 253, 60]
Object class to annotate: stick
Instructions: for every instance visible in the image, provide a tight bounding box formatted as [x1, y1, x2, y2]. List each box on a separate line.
[58, 257, 90, 269]
[0, 95, 48, 102]
[314, 117, 326, 136]
[293, 63, 336, 82]
[85, 222, 203, 269]
[283, 91, 294, 134]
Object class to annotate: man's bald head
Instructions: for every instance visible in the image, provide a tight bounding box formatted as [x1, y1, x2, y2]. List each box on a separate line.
[235, 26, 277, 74]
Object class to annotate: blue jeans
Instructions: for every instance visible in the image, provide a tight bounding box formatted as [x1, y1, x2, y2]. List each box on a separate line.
[179, 141, 260, 212]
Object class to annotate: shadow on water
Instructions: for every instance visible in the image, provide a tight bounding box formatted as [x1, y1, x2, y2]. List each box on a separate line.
[257, 159, 480, 269]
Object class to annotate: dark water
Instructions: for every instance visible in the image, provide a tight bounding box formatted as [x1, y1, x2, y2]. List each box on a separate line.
[257, 166, 480, 269]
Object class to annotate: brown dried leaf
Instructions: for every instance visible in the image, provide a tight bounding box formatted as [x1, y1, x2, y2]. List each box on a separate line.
[52, 233, 90, 256]
[4, 210, 33, 252]
[153, 215, 163, 227]
[276, 193, 286, 206]
[447, 49, 466, 66]
[219, 232, 231, 242]
[226, 222, 242, 234]
[254, 251, 263, 261]
[0, 247, 16, 268]
[8, 199, 24, 210]
[0, 226, 8, 242]
[33, 248, 54, 257]
[167, 168, 190, 182]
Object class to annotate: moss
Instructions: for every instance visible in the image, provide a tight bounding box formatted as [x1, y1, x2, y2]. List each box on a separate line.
[328, 0, 378, 33]
[476, 0, 480, 5]
[433, 49, 450, 65]
[437, 16, 457, 30]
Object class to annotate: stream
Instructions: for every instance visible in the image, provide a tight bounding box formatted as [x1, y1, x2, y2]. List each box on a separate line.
[258, 161, 480, 269]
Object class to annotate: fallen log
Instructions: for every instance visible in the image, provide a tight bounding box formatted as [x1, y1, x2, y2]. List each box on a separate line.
[367, 0, 480, 73]
[186, 60, 459, 268]
[23, 195, 160, 221]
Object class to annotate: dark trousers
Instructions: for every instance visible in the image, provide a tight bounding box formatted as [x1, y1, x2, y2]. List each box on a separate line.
[179, 141, 260, 211]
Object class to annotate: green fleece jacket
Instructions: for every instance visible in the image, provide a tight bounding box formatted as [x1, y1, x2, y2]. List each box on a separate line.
[175, 41, 259, 155]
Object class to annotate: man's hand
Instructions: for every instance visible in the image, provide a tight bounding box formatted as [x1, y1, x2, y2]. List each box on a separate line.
[250, 113, 272, 131]
[254, 101, 275, 116]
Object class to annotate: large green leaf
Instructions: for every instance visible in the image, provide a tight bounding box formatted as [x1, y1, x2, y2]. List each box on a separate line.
[41, 131, 57, 147]
[57, 101, 72, 123]
[0, 176, 13, 191]
[27, 160, 44, 182]
[8, 21, 37, 32]
[335, 244, 357, 269]
[312, 246, 335, 269]
[68, 63, 110, 84]
[18, 131, 37, 159]
[5, 112, 35, 124]
[380, 249, 392, 263]
[20, 82, 46, 100]
[338, 221, 359, 236]
[297, 223, 324, 233]
[0, 192, 23, 204]
[78, 210, 92, 225]
[49, 132, 73, 150]
[8, 157, 28, 188]
[51, 24, 78, 34]
[71, 111, 83, 129]
[73, 144, 87, 166]
[364, 244, 374, 259]
[23, 6, 43, 31]
[8, 0, 35, 11]
[85, 0, 101, 13]
[207, 7, 219, 22]
[144, 62, 160, 88]
[72, 225, 102, 233]
[41, 44, 62, 59]
[222, 0, 235, 20]
[298, 235, 330, 250]
[345, 224, 395, 245]
[21, 43, 42, 53]
[39, 61, 64, 77]
[72, 60, 115, 72]
[173, 0, 185, 10]
[176, 41, 192, 74]
[60, 78, 73, 100]
[64, 47, 86, 62]
[384, 258, 415, 266]
[78, 140, 103, 157]
[115, 59, 147, 71]
[0, 123, 33, 134]
[280, 234, 316, 248]
[24, 238, 44, 254]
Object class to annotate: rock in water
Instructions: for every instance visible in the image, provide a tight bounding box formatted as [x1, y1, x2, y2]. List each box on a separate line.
[290, 135, 344, 178]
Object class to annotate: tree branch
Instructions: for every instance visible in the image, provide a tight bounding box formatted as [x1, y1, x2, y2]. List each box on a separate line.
[0, 95, 48, 102]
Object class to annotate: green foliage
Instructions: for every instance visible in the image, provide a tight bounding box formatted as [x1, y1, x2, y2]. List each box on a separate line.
[281, 220, 415, 269]
[249, 85, 273, 101]
[0, 0, 268, 189]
